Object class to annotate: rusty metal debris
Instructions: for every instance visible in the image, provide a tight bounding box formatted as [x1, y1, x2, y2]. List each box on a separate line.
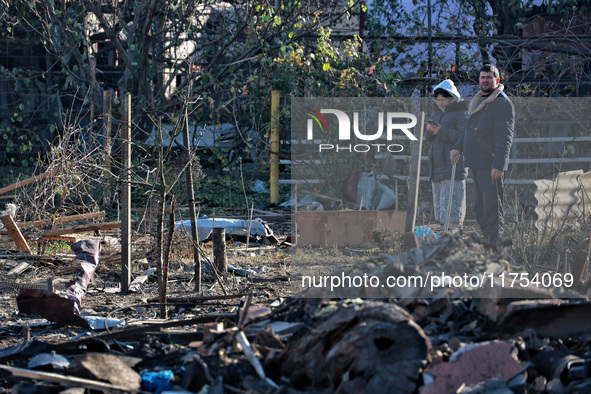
[65, 239, 101, 311]
[16, 289, 90, 328]
[15, 240, 101, 328]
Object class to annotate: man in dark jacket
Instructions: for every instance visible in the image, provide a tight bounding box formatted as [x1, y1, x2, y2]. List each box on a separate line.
[451, 64, 514, 245]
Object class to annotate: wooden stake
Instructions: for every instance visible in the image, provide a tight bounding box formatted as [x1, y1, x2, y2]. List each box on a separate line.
[270, 90, 280, 204]
[102, 90, 112, 205]
[155, 117, 166, 316]
[120, 92, 132, 292]
[160, 198, 175, 319]
[245, 201, 254, 255]
[213, 227, 227, 274]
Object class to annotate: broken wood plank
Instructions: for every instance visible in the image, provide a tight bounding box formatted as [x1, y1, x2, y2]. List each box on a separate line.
[0, 365, 150, 394]
[0, 313, 233, 364]
[42, 221, 123, 237]
[0, 253, 77, 261]
[236, 330, 279, 389]
[129, 268, 156, 292]
[50, 313, 237, 351]
[7, 262, 31, 276]
[0, 170, 57, 196]
[0, 215, 30, 252]
[0, 212, 105, 235]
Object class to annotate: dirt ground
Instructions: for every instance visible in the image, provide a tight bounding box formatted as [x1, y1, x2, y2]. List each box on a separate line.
[0, 223, 298, 349]
[0, 218, 515, 350]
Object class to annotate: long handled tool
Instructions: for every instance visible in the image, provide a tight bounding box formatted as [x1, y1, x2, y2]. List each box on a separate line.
[444, 161, 457, 232]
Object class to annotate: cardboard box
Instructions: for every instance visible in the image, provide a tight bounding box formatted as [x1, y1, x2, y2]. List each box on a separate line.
[295, 210, 406, 247]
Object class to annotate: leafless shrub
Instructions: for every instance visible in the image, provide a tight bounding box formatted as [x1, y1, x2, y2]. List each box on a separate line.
[506, 191, 590, 281]
[17, 107, 104, 222]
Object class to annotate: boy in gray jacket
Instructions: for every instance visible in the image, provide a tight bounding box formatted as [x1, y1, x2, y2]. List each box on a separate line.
[426, 80, 468, 231]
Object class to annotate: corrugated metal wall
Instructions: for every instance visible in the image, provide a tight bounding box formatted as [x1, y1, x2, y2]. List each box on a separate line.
[534, 169, 591, 231]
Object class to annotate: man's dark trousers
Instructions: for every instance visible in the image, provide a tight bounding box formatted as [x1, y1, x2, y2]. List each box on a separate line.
[471, 168, 504, 243]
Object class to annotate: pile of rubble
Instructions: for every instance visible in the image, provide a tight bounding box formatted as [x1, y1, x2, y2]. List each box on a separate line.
[1, 295, 591, 393]
[303, 232, 588, 299]
[272, 298, 591, 393]
[1, 226, 590, 392]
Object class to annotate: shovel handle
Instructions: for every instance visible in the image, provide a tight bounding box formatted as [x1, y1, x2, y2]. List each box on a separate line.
[444, 162, 457, 232]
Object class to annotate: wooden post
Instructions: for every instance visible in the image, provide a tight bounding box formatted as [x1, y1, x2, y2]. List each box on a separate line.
[102, 90, 113, 207]
[183, 107, 201, 292]
[160, 198, 175, 319]
[103, 90, 112, 179]
[404, 111, 425, 250]
[120, 93, 132, 292]
[213, 228, 227, 274]
[156, 146, 166, 317]
[270, 90, 280, 204]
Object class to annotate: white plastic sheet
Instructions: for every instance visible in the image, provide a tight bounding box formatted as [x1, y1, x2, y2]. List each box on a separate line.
[175, 218, 274, 242]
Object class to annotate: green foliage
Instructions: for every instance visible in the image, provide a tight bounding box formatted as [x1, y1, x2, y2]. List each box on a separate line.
[43, 240, 72, 255]
[270, 26, 391, 98]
